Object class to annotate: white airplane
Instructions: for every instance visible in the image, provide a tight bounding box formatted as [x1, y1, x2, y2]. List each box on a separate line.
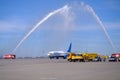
[47, 43, 72, 59]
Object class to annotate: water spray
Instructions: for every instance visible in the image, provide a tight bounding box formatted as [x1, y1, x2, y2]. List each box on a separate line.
[12, 5, 69, 53]
[82, 2, 116, 53]
[12, 2, 116, 54]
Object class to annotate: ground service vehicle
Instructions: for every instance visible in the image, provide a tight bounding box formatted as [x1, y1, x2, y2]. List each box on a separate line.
[93, 56, 102, 62]
[87, 53, 98, 61]
[81, 53, 98, 61]
[100, 55, 107, 62]
[111, 53, 120, 62]
[3, 54, 16, 59]
[118, 57, 120, 62]
[67, 52, 84, 62]
[109, 56, 117, 62]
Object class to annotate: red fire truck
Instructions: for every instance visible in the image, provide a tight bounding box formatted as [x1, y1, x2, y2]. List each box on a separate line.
[111, 53, 120, 61]
[3, 54, 16, 59]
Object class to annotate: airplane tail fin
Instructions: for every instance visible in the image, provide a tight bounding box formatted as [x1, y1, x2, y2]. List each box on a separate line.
[67, 43, 72, 52]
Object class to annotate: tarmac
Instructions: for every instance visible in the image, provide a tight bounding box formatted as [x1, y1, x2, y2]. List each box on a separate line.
[0, 58, 120, 80]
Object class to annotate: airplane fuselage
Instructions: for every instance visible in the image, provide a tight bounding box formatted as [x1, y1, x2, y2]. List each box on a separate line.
[48, 51, 68, 59]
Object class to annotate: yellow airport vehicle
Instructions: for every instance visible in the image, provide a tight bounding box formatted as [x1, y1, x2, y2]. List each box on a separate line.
[81, 53, 98, 61]
[67, 52, 84, 62]
[87, 53, 98, 61]
[81, 53, 89, 61]
[67, 52, 100, 62]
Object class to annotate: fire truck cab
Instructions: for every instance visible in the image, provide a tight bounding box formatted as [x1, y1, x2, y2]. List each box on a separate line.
[3, 54, 16, 59]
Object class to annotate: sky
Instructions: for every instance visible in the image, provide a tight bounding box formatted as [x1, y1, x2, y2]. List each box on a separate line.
[0, 0, 120, 57]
